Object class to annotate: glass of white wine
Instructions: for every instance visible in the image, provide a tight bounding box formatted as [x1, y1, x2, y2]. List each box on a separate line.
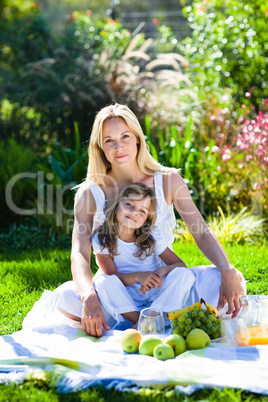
[138, 308, 165, 336]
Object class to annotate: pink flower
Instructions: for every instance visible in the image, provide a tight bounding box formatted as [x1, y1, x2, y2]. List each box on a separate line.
[217, 166, 221, 171]
[241, 104, 246, 109]
[212, 145, 220, 153]
[222, 153, 231, 161]
[210, 115, 217, 121]
[245, 92, 251, 98]
[246, 155, 253, 161]
[223, 95, 228, 102]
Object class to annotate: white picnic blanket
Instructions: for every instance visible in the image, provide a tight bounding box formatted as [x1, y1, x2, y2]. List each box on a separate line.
[1, 306, 268, 394]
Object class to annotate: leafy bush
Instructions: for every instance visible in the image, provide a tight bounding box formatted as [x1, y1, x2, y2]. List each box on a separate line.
[145, 115, 231, 216]
[0, 222, 71, 252]
[98, 33, 196, 131]
[0, 138, 39, 227]
[0, 11, 134, 148]
[174, 207, 266, 245]
[181, 0, 268, 110]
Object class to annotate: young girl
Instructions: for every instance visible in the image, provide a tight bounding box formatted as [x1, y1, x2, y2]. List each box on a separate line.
[91, 183, 196, 329]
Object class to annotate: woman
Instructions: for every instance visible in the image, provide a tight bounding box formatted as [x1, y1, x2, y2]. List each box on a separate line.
[58, 103, 245, 337]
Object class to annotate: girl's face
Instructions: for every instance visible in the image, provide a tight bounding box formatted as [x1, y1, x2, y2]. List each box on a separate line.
[116, 193, 151, 232]
[102, 118, 139, 168]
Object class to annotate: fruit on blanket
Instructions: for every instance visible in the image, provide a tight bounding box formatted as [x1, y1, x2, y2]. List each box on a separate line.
[186, 328, 211, 349]
[169, 299, 222, 341]
[164, 334, 186, 356]
[120, 329, 142, 353]
[153, 343, 175, 361]
[168, 299, 202, 320]
[202, 299, 218, 318]
[138, 335, 163, 356]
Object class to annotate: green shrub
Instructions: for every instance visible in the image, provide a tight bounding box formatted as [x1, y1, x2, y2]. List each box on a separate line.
[0, 222, 71, 252]
[174, 207, 266, 245]
[181, 0, 268, 111]
[0, 11, 132, 148]
[0, 138, 39, 227]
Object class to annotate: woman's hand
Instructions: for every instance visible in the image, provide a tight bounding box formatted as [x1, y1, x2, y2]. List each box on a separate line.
[138, 271, 162, 295]
[218, 268, 244, 318]
[81, 291, 110, 337]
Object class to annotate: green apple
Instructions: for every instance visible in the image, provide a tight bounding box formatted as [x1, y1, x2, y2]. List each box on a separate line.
[164, 334, 186, 356]
[153, 343, 175, 361]
[138, 335, 163, 356]
[120, 329, 142, 353]
[186, 328, 211, 350]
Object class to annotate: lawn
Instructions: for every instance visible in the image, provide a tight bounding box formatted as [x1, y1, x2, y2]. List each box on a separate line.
[0, 242, 268, 401]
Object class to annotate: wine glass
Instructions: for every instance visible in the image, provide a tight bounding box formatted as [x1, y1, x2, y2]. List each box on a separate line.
[138, 307, 165, 336]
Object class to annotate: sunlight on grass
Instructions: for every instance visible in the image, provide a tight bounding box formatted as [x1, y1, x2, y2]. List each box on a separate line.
[0, 244, 267, 401]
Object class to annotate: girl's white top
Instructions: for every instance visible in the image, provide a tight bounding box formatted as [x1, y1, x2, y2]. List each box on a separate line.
[92, 229, 169, 277]
[89, 172, 176, 246]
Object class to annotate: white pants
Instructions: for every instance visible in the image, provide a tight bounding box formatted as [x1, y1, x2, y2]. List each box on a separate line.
[23, 266, 247, 330]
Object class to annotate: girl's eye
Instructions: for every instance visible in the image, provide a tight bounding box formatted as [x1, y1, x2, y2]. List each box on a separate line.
[139, 210, 146, 215]
[125, 201, 132, 207]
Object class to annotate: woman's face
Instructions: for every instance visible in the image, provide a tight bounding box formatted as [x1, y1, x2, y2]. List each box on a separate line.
[116, 193, 151, 232]
[102, 118, 139, 169]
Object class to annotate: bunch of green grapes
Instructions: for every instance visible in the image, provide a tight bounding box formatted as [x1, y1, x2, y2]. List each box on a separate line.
[170, 307, 222, 340]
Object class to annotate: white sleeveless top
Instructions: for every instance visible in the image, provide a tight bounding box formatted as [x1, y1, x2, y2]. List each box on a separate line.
[89, 172, 176, 246]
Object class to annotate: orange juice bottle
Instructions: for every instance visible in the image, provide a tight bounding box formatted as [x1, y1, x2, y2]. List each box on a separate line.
[236, 325, 268, 346]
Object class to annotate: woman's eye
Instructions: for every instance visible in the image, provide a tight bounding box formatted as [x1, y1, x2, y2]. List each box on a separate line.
[122, 134, 129, 139]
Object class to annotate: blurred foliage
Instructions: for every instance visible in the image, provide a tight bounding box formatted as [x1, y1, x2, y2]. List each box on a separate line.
[0, 138, 39, 228]
[0, 6, 194, 149]
[0, 0, 267, 237]
[0, 11, 130, 149]
[145, 115, 231, 216]
[0, 221, 71, 252]
[180, 0, 268, 112]
[174, 206, 266, 245]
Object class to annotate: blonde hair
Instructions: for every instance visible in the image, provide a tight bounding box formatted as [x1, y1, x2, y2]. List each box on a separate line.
[94, 183, 157, 259]
[87, 103, 176, 185]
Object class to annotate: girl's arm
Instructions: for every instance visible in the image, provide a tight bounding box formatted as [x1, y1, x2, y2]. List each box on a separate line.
[139, 248, 187, 294]
[163, 172, 244, 317]
[156, 247, 187, 277]
[96, 254, 162, 289]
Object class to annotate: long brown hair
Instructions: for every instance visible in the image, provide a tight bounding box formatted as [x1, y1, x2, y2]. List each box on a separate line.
[94, 183, 157, 259]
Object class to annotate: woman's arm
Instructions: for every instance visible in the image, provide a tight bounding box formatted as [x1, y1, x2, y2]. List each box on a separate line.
[96, 254, 162, 289]
[71, 186, 110, 337]
[164, 172, 244, 317]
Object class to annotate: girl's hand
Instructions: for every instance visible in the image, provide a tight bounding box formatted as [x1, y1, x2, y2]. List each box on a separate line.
[81, 291, 110, 337]
[153, 266, 168, 281]
[218, 268, 244, 318]
[138, 271, 162, 295]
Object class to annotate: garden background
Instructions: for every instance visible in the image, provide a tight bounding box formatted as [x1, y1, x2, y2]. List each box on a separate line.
[0, 0, 268, 400]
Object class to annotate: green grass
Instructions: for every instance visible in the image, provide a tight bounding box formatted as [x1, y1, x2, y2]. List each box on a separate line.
[0, 242, 268, 401]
